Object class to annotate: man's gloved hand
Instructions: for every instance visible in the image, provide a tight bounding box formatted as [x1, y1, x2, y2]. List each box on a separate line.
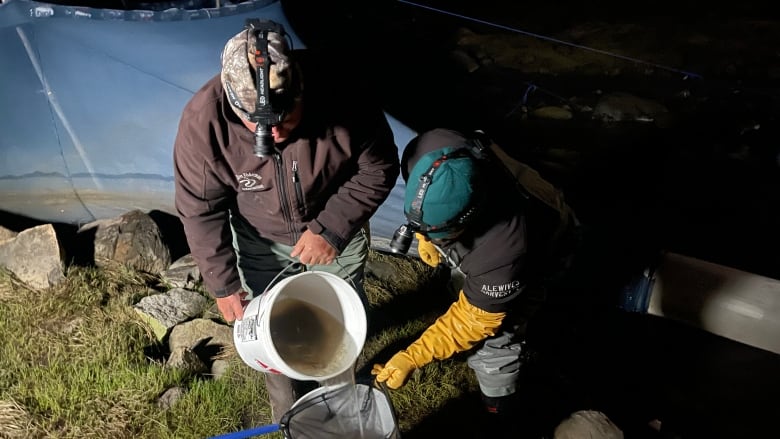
[216, 289, 250, 323]
[372, 291, 506, 389]
[416, 233, 440, 267]
[371, 351, 418, 389]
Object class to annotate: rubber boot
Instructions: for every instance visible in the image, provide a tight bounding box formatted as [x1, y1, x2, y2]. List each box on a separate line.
[479, 393, 520, 438]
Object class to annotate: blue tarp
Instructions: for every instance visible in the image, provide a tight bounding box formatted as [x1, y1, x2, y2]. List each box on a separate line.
[0, 0, 413, 238]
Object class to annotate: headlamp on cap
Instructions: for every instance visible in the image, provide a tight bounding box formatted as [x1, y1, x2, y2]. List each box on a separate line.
[248, 19, 284, 157]
[223, 19, 297, 157]
[389, 148, 479, 254]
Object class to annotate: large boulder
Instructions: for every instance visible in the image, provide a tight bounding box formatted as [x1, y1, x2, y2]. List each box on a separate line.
[80, 210, 171, 274]
[0, 224, 65, 289]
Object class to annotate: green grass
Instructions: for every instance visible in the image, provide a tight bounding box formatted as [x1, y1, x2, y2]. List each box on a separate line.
[0, 250, 479, 438]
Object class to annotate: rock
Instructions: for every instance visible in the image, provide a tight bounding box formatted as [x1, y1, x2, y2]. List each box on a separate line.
[554, 410, 624, 439]
[80, 210, 171, 274]
[168, 318, 233, 358]
[449, 49, 480, 73]
[531, 105, 574, 120]
[0, 224, 65, 289]
[161, 254, 201, 289]
[0, 226, 18, 243]
[133, 288, 210, 340]
[593, 92, 668, 123]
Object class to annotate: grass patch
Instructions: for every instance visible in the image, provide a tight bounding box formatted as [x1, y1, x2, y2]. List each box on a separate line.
[0, 249, 476, 438]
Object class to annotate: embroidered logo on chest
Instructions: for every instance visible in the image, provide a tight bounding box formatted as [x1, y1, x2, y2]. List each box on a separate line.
[236, 172, 265, 191]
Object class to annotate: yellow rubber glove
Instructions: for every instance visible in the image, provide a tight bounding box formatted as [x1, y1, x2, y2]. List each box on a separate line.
[416, 233, 441, 267]
[372, 291, 506, 389]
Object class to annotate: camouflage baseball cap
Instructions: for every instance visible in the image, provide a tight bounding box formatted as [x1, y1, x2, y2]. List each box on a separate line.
[220, 25, 292, 121]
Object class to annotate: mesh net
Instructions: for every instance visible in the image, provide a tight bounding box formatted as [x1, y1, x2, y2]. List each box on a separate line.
[279, 380, 400, 439]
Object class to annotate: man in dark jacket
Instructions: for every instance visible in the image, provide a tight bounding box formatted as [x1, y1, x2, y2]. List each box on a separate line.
[173, 20, 399, 422]
[373, 128, 576, 423]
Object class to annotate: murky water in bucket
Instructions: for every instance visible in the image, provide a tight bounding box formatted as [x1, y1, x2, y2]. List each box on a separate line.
[270, 297, 358, 378]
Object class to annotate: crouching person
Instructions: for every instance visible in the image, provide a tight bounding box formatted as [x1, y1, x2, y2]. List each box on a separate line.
[372, 128, 577, 429]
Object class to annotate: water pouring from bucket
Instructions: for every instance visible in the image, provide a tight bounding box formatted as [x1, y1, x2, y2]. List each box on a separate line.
[223, 266, 401, 439]
[233, 270, 367, 382]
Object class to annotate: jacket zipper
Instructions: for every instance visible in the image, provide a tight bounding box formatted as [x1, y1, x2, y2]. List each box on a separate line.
[273, 153, 297, 241]
[291, 160, 304, 210]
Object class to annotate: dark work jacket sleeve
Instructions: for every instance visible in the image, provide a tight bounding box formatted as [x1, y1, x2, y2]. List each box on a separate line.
[294, 50, 400, 249]
[306, 109, 400, 249]
[173, 107, 241, 298]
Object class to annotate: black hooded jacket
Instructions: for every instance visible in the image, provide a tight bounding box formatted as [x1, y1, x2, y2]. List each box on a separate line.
[403, 128, 560, 313]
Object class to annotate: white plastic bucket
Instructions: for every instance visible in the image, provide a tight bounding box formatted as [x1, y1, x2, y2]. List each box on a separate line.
[233, 271, 367, 382]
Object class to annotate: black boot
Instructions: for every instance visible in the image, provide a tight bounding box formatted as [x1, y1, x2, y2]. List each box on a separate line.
[482, 393, 517, 415]
[478, 393, 522, 438]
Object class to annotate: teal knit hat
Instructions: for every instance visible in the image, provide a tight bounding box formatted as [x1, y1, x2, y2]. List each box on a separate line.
[404, 146, 478, 239]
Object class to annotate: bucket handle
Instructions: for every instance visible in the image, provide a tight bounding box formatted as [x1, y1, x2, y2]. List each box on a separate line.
[262, 262, 305, 295]
[263, 261, 359, 295]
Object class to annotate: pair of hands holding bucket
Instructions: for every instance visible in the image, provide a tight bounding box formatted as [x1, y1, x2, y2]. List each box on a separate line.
[218, 230, 337, 323]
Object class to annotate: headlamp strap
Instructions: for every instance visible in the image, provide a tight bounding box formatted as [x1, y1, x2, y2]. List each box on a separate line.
[407, 149, 474, 232]
[245, 19, 285, 124]
[407, 158, 441, 225]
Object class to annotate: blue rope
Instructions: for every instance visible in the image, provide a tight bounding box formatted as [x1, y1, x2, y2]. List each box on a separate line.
[504, 83, 538, 118]
[397, 0, 703, 80]
[521, 84, 538, 106]
[209, 424, 280, 439]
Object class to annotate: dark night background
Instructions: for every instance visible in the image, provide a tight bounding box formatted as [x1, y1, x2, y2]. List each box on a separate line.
[282, 0, 780, 277]
[280, 1, 780, 438]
